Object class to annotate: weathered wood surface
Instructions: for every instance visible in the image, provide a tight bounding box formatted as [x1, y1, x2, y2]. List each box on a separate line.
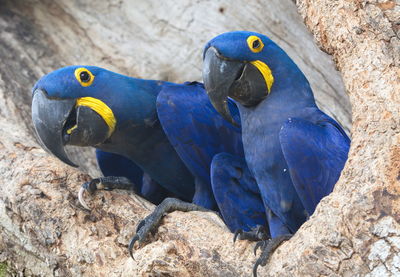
[1, 0, 397, 276]
[260, 0, 400, 276]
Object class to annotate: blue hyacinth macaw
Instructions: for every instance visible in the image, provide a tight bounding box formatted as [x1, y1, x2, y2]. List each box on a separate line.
[202, 31, 350, 275]
[32, 67, 193, 205]
[31, 65, 267, 256]
[156, 82, 267, 234]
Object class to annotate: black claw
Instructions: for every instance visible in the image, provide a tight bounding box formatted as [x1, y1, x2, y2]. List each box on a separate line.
[253, 258, 261, 277]
[233, 229, 243, 243]
[78, 182, 96, 210]
[128, 234, 140, 259]
[252, 234, 293, 276]
[233, 225, 270, 243]
[126, 198, 208, 259]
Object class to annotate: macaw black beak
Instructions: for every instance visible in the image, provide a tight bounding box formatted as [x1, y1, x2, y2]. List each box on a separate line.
[32, 89, 110, 167]
[203, 47, 243, 126]
[32, 89, 78, 167]
[203, 47, 268, 126]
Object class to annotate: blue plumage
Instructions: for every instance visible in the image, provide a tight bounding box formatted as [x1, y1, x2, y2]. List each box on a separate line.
[156, 82, 242, 209]
[280, 115, 350, 215]
[33, 66, 195, 201]
[157, 82, 243, 187]
[156, 81, 266, 230]
[203, 31, 350, 237]
[211, 153, 267, 232]
[32, 66, 266, 233]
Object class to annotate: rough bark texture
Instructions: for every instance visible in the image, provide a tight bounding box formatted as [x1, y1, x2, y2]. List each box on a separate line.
[260, 0, 400, 276]
[0, 0, 397, 276]
[0, 119, 258, 276]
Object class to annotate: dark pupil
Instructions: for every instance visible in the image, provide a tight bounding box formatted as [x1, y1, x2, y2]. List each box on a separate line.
[252, 39, 260, 49]
[80, 71, 90, 82]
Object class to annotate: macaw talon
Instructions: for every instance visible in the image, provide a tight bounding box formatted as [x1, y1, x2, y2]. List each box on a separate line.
[78, 186, 90, 210]
[78, 179, 101, 210]
[127, 198, 210, 259]
[78, 176, 135, 210]
[128, 234, 141, 259]
[233, 225, 270, 243]
[252, 234, 293, 277]
[233, 229, 243, 243]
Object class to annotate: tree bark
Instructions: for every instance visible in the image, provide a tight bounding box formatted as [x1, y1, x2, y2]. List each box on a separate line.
[0, 0, 397, 276]
[260, 1, 400, 276]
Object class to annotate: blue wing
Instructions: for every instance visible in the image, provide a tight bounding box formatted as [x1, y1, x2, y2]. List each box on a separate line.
[211, 153, 267, 232]
[156, 82, 244, 189]
[96, 149, 172, 204]
[279, 114, 350, 215]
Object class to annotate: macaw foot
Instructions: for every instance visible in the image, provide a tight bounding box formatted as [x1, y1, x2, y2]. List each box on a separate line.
[78, 176, 134, 210]
[252, 234, 292, 277]
[233, 225, 270, 243]
[128, 197, 209, 258]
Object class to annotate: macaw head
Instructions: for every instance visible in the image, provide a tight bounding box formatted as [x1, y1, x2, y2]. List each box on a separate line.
[32, 66, 161, 166]
[202, 31, 311, 125]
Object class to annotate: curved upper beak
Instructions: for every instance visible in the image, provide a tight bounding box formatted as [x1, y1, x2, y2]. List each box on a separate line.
[202, 47, 243, 126]
[32, 89, 78, 167]
[203, 47, 269, 126]
[31, 89, 111, 167]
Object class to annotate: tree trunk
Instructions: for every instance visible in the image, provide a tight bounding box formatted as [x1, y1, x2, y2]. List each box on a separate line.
[0, 0, 397, 276]
[261, 0, 400, 276]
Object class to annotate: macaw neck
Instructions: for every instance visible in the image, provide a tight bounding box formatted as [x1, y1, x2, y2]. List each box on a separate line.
[97, 121, 195, 200]
[99, 120, 171, 166]
[236, 60, 318, 143]
[256, 45, 316, 106]
[126, 77, 172, 97]
[106, 77, 170, 124]
[237, 79, 317, 129]
[270, 62, 315, 104]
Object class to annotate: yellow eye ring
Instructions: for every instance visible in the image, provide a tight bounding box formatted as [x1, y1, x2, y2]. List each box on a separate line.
[247, 36, 264, 53]
[74, 67, 95, 87]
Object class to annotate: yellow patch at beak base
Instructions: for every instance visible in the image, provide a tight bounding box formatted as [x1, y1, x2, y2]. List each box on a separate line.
[250, 60, 274, 93]
[76, 97, 116, 137]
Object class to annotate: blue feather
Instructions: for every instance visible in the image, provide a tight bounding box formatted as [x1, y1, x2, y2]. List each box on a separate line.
[156, 82, 243, 209]
[211, 153, 267, 232]
[204, 31, 350, 236]
[280, 115, 350, 215]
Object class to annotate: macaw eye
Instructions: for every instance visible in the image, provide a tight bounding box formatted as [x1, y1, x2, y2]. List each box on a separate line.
[74, 67, 95, 87]
[80, 71, 91, 82]
[252, 40, 260, 49]
[247, 35, 264, 53]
